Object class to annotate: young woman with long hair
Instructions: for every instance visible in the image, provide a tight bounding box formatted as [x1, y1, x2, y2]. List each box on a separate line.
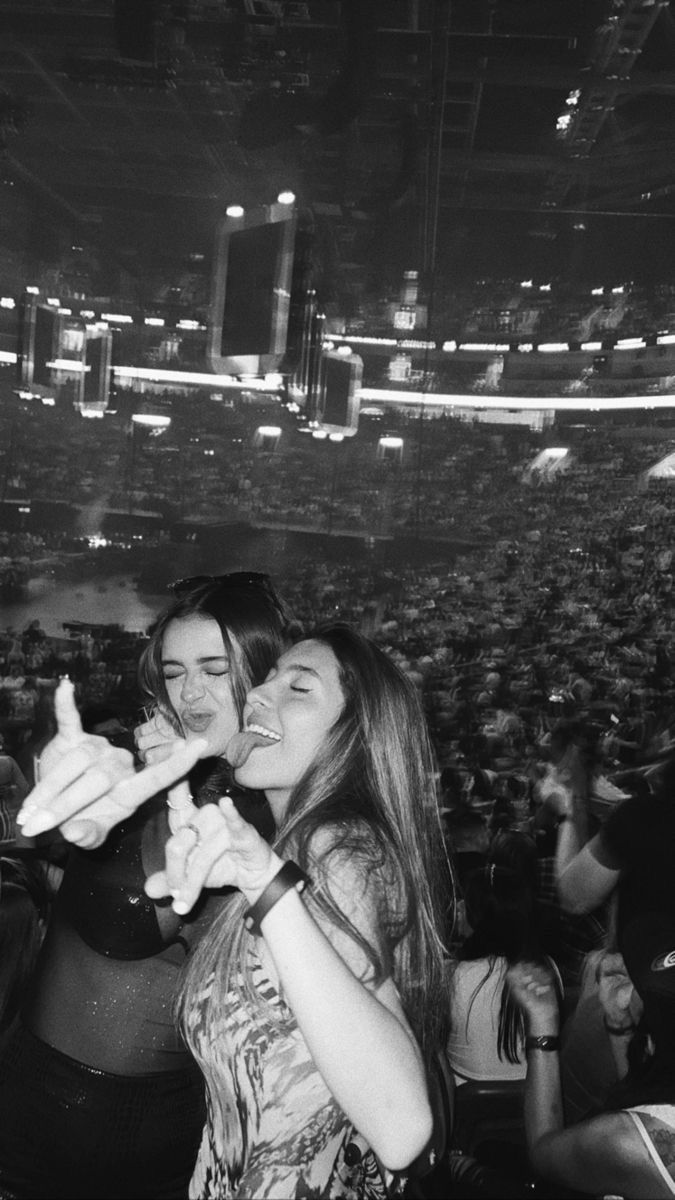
[20, 623, 453, 1199]
[3, 573, 290, 1200]
[447, 863, 537, 1084]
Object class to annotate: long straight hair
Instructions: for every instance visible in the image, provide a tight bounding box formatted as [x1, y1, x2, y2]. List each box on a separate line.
[138, 576, 290, 724]
[178, 624, 454, 1069]
[457, 864, 540, 1064]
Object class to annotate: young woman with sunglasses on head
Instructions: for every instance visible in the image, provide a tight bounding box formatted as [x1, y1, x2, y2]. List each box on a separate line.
[18, 624, 453, 1200]
[0, 574, 290, 1200]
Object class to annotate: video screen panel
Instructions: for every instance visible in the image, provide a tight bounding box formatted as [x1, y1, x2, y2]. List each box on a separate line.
[208, 202, 296, 376]
[319, 351, 362, 435]
[29, 302, 58, 386]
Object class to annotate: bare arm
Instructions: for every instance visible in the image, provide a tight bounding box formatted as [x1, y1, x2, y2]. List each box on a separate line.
[146, 800, 432, 1171]
[557, 836, 620, 914]
[508, 962, 670, 1197]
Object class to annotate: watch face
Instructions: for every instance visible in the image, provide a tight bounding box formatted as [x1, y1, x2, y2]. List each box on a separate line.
[526, 1035, 560, 1051]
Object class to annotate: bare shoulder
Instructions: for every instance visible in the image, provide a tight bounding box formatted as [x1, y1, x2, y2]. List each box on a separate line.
[534, 1110, 675, 1199]
[305, 821, 401, 917]
[302, 821, 402, 980]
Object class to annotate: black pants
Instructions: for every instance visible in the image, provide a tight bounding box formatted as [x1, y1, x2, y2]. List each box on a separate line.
[0, 1024, 206, 1200]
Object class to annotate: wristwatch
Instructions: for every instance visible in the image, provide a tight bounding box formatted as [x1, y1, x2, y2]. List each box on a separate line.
[525, 1035, 560, 1052]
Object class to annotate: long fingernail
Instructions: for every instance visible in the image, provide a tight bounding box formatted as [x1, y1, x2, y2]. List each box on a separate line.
[19, 810, 54, 837]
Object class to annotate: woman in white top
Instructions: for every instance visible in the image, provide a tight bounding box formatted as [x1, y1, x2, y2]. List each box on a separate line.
[448, 862, 559, 1085]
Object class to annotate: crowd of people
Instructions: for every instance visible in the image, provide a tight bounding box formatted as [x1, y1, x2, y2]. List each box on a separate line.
[2, 410, 675, 1195]
[5, 375, 675, 541]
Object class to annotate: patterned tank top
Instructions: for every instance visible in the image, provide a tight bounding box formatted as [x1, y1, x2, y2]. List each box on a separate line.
[185, 950, 391, 1199]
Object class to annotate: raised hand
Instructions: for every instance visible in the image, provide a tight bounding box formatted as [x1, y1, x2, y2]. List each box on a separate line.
[506, 961, 560, 1033]
[595, 951, 641, 1029]
[134, 709, 183, 765]
[134, 710, 201, 832]
[145, 795, 278, 915]
[17, 679, 207, 848]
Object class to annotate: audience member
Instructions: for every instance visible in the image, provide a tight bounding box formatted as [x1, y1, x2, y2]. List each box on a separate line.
[0, 573, 290, 1200]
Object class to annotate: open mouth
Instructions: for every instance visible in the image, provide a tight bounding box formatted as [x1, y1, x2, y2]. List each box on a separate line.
[245, 721, 281, 743]
[227, 723, 280, 768]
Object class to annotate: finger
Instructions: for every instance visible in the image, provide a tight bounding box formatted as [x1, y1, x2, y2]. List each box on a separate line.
[18, 743, 114, 828]
[109, 739, 208, 810]
[143, 744, 176, 766]
[166, 781, 198, 830]
[53, 678, 85, 744]
[217, 794, 250, 831]
[20, 738, 206, 837]
[22, 764, 129, 836]
[145, 869, 172, 899]
[171, 823, 237, 914]
[59, 817, 107, 849]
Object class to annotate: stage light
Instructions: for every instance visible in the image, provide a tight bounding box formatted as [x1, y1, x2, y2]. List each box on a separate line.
[131, 413, 171, 428]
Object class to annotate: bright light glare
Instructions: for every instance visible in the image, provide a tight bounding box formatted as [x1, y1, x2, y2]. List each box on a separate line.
[277, 190, 296, 205]
[131, 413, 172, 427]
[226, 204, 245, 218]
[47, 358, 88, 371]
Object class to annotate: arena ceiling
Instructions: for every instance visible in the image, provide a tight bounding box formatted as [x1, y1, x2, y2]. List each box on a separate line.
[0, 0, 674, 293]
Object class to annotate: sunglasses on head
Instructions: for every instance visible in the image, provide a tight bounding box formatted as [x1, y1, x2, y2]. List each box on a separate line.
[169, 572, 286, 618]
[170, 571, 271, 596]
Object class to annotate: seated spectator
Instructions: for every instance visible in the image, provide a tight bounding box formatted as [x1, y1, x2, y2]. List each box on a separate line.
[447, 863, 560, 1087]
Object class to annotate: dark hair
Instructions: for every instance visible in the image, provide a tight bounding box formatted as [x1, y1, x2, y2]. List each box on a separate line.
[458, 864, 542, 1064]
[488, 829, 538, 891]
[138, 575, 291, 725]
[0, 857, 50, 1032]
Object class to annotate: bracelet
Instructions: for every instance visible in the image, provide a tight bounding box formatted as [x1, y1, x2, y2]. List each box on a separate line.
[603, 1017, 636, 1037]
[245, 861, 310, 936]
[525, 1035, 560, 1053]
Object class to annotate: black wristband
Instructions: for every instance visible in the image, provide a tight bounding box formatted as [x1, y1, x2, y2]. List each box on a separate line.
[603, 1017, 636, 1037]
[525, 1035, 560, 1053]
[244, 861, 310, 936]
